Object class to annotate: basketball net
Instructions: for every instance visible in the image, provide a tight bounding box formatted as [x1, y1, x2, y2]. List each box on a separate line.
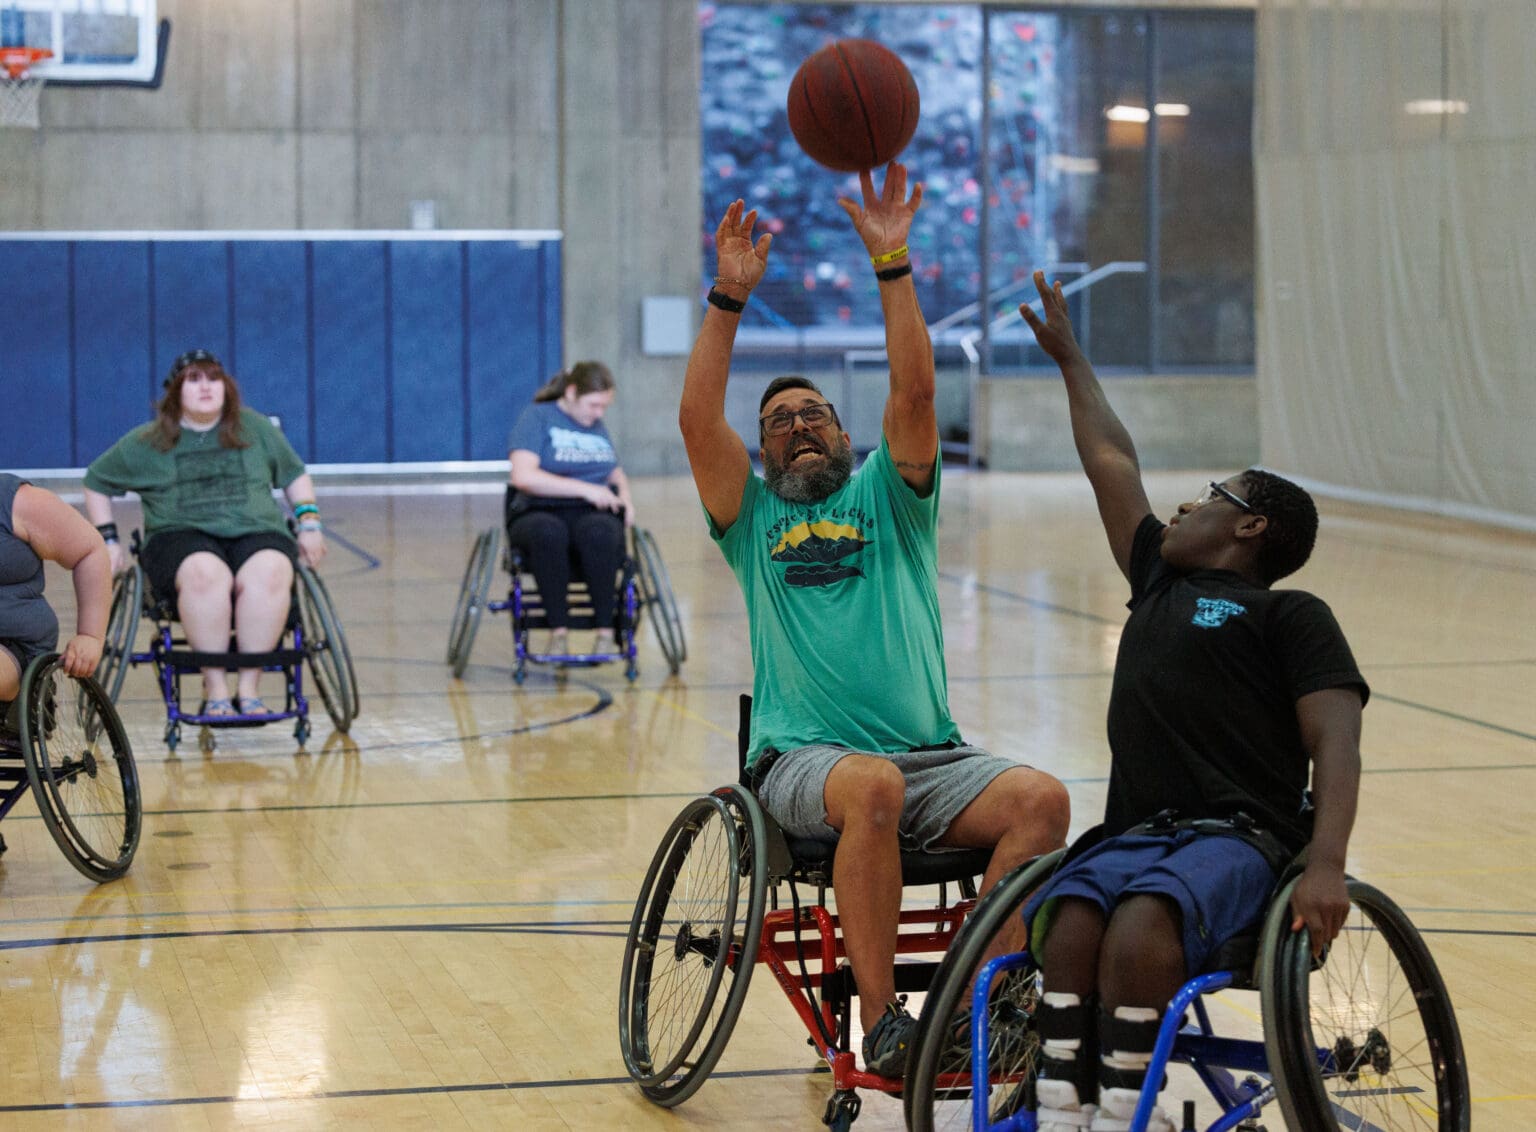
[0, 47, 51, 129]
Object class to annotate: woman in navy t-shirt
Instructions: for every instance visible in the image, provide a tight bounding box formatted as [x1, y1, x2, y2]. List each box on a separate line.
[505, 361, 634, 653]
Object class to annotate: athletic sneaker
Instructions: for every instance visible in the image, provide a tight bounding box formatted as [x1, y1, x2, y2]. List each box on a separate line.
[862, 1000, 918, 1078]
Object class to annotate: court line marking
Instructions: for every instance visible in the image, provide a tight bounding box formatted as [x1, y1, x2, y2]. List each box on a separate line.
[1, 917, 1528, 955]
[0, 1066, 824, 1113]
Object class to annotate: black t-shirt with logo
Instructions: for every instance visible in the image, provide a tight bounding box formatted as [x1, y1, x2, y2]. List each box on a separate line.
[1103, 515, 1369, 853]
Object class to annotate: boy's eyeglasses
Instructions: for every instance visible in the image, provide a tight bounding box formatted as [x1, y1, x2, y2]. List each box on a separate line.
[1195, 480, 1253, 513]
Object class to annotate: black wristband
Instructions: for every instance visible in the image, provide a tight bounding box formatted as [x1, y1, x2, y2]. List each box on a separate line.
[95, 521, 119, 544]
[707, 287, 746, 314]
[876, 263, 913, 283]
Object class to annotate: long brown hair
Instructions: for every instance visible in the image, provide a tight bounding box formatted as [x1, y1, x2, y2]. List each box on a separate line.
[146, 355, 249, 452]
[531, 360, 616, 403]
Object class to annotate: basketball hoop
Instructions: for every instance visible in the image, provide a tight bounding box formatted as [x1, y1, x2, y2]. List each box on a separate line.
[0, 47, 52, 129]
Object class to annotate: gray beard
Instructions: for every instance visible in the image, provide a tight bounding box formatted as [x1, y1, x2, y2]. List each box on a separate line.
[764, 444, 855, 503]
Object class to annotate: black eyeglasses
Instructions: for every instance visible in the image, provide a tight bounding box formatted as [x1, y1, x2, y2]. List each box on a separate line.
[759, 402, 837, 437]
[1195, 480, 1253, 513]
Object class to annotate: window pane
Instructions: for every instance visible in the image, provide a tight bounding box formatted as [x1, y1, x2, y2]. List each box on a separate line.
[987, 9, 1151, 369]
[1155, 13, 1255, 366]
[700, 4, 982, 366]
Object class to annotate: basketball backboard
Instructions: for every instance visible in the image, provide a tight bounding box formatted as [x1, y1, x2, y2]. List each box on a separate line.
[0, 0, 164, 85]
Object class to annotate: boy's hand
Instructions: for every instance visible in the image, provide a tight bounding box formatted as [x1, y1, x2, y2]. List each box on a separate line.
[1289, 859, 1350, 958]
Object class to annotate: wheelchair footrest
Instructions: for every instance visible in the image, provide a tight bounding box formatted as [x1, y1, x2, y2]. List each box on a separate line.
[160, 648, 306, 671]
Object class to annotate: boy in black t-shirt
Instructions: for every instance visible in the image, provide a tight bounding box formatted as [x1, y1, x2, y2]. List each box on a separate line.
[1015, 272, 1369, 1132]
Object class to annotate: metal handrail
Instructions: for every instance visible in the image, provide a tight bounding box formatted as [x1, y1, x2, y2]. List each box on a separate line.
[962, 260, 1147, 467]
[959, 260, 1148, 364]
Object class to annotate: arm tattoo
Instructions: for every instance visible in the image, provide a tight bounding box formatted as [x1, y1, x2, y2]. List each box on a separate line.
[894, 459, 932, 472]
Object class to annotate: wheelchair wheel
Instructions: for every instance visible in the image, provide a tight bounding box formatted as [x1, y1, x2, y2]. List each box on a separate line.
[297, 565, 359, 732]
[619, 785, 767, 1107]
[1261, 876, 1470, 1132]
[96, 565, 143, 705]
[631, 527, 686, 675]
[447, 527, 498, 678]
[17, 655, 142, 883]
[905, 849, 1063, 1132]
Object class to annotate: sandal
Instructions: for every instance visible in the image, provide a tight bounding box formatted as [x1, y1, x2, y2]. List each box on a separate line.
[238, 697, 271, 716]
[201, 698, 238, 718]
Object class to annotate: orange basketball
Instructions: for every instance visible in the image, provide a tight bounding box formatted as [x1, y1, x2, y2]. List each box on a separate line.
[786, 39, 920, 173]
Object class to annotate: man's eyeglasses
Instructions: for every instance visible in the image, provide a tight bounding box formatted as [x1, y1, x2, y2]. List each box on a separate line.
[1195, 480, 1253, 513]
[759, 402, 837, 437]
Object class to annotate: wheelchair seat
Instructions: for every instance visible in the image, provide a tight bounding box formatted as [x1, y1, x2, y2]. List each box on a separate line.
[97, 547, 359, 751]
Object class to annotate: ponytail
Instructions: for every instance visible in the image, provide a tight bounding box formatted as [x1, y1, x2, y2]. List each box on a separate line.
[532, 360, 616, 403]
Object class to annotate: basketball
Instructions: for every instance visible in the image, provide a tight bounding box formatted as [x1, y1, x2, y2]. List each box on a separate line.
[786, 39, 920, 173]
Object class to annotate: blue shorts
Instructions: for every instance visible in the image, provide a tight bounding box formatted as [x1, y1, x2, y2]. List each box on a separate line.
[1023, 830, 1277, 977]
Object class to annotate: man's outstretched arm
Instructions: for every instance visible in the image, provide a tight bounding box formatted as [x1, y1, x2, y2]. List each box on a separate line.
[839, 163, 937, 495]
[680, 199, 771, 531]
[1020, 270, 1152, 579]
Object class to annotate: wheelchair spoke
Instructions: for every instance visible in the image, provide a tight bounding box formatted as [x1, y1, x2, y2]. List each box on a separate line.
[1267, 879, 1468, 1132]
[19, 659, 141, 882]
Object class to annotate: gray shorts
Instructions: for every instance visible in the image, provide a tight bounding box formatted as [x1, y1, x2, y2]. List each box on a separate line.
[756, 742, 1020, 852]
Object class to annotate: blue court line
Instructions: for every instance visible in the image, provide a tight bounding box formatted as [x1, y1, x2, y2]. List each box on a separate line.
[0, 1065, 820, 1114]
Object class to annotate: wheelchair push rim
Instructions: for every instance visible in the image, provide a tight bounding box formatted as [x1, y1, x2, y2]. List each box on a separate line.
[631, 527, 686, 676]
[619, 785, 767, 1107]
[1261, 876, 1471, 1132]
[97, 564, 143, 705]
[17, 655, 142, 883]
[296, 564, 358, 732]
[904, 848, 1064, 1132]
[447, 527, 498, 678]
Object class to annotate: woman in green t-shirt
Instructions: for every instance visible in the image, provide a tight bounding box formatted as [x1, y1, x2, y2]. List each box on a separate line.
[83, 350, 327, 718]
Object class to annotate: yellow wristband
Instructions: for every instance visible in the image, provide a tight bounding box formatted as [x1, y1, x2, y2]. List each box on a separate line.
[870, 245, 909, 267]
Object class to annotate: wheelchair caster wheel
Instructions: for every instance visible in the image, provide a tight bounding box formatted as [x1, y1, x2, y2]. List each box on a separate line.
[0, 830, 7, 855]
[625, 663, 638, 682]
[823, 1090, 860, 1131]
[295, 717, 311, 745]
[513, 666, 527, 685]
[165, 722, 180, 752]
[198, 726, 215, 754]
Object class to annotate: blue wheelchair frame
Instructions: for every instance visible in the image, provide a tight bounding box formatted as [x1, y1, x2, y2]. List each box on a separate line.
[901, 853, 1471, 1132]
[99, 545, 357, 751]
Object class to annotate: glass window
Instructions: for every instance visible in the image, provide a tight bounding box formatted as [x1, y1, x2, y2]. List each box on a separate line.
[700, 4, 982, 370]
[700, 3, 1254, 375]
[986, 9, 1151, 370]
[1155, 13, 1255, 367]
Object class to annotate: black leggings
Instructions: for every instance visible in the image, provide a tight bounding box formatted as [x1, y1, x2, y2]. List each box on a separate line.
[505, 507, 625, 628]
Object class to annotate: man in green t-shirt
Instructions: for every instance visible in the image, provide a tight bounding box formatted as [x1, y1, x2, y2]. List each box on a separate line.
[680, 164, 1071, 1079]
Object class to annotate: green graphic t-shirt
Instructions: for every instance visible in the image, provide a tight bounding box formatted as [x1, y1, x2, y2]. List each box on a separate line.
[712, 439, 961, 766]
[84, 408, 306, 539]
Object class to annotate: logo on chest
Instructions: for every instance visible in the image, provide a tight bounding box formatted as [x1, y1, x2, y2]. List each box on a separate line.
[770, 519, 870, 588]
[1192, 597, 1247, 629]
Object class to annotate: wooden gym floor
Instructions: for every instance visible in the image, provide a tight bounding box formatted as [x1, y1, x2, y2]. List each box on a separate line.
[2, 470, 1531, 1130]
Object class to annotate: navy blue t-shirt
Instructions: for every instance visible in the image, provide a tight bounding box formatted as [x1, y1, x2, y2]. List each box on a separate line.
[1103, 515, 1369, 853]
[506, 401, 618, 489]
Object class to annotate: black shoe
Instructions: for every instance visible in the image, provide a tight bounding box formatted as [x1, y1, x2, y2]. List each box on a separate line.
[862, 1000, 918, 1078]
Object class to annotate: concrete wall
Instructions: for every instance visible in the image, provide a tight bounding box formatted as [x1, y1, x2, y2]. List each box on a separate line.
[0, 0, 1256, 475]
[980, 375, 1258, 472]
